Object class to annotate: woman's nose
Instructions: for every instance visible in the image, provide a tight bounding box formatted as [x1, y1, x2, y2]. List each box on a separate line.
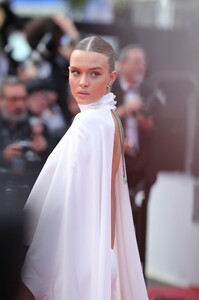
[79, 75, 89, 87]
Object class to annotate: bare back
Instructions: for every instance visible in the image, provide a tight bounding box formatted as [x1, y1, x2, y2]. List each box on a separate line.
[111, 111, 122, 248]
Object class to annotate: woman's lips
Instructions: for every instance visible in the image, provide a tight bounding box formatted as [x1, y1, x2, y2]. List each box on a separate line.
[77, 91, 90, 96]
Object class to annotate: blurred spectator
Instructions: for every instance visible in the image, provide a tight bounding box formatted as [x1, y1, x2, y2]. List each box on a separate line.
[53, 14, 80, 59]
[17, 15, 80, 126]
[0, 7, 27, 290]
[0, 0, 27, 76]
[0, 201, 25, 300]
[0, 0, 21, 48]
[26, 78, 68, 145]
[113, 44, 166, 273]
[0, 76, 50, 199]
[113, 44, 165, 195]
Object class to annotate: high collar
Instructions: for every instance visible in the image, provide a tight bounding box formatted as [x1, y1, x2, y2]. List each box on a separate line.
[78, 93, 117, 112]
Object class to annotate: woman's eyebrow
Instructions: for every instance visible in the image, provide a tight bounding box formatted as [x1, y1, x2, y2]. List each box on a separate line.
[70, 66, 103, 70]
[88, 67, 103, 70]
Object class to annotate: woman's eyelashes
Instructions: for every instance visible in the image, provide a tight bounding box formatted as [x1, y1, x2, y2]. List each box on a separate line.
[70, 69, 80, 76]
[90, 71, 101, 77]
[70, 69, 101, 77]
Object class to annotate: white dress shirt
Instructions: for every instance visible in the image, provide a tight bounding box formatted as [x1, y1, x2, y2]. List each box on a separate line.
[119, 78, 140, 153]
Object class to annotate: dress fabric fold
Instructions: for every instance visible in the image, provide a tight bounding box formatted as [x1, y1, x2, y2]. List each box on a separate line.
[22, 93, 148, 300]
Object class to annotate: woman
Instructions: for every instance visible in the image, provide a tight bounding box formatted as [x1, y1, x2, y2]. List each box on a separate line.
[19, 36, 148, 300]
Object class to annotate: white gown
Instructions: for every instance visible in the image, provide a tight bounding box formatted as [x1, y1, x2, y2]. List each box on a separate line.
[22, 93, 148, 300]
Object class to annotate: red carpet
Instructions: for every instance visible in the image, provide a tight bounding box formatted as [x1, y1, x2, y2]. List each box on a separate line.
[148, 286, 199, 300]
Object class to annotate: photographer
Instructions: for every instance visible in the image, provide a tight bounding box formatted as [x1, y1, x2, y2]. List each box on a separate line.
[0, 0, 27, 77]
[18, 16, 80, 126]
[0, 76, 50, 204]
[112, 44, 166, 275]
[113, 44, 165, 192]
[26, 78, 66, 147]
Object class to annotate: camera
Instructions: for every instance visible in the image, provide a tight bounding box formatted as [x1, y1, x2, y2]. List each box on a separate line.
[17, 140, 32, 152]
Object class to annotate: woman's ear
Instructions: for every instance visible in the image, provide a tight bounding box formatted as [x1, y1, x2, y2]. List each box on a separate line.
[109, 70, 118, 86]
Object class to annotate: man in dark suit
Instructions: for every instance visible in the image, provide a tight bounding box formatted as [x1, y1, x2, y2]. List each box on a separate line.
[112, 44, 165, 273]
[113, 44, 160, 194]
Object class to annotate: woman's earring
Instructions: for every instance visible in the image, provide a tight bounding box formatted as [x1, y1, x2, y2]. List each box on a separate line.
[107, 83, 112, 89]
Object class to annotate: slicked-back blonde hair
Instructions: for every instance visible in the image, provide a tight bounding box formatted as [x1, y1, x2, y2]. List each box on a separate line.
[73, 36, 116, 72]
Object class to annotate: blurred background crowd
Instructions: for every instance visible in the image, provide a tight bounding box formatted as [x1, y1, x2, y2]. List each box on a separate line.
[0, 0, 199, 299]
[0, 0, 168, 208]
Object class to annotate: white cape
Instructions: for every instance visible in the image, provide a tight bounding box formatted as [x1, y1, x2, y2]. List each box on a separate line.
[22, 93, 148, 300]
